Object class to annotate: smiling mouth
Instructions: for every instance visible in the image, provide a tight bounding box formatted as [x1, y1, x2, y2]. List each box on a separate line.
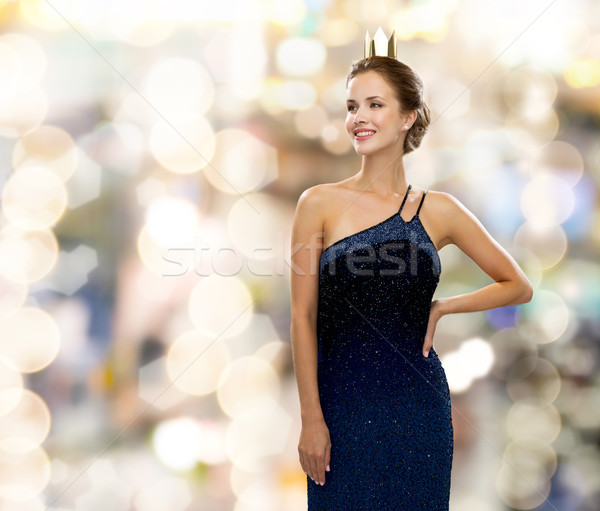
[354, 130, 376, 140]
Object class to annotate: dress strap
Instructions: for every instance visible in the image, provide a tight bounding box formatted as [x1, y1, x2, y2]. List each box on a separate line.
[397, 184, 412, 214]
[416, 190, 428, 216]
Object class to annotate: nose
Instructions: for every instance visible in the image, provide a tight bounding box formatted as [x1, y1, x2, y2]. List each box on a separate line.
[353, 107, 367, 124]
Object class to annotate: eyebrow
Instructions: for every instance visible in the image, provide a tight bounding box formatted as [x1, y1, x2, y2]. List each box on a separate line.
[346, 96, 386, 103]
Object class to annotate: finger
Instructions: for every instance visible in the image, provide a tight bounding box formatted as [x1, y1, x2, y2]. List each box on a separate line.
[307, 453, 317, 484]
[312, 451, 325, 485]
[299, 449, 308, 477]
[315, 453, 325, 485]
[324, 442, 331, 472]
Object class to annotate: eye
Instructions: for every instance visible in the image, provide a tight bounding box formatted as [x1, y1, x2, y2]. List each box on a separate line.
[371, 103, 382, 108]
[347, 105, 357, 112]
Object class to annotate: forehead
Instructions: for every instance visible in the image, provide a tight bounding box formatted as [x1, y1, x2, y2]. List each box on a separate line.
[346, 71, 394, 99]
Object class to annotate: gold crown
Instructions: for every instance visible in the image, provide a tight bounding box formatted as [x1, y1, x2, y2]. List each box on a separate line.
[364, 27, 397, 59]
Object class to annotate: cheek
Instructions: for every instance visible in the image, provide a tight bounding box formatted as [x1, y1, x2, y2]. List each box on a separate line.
[345, 114, 354, 133]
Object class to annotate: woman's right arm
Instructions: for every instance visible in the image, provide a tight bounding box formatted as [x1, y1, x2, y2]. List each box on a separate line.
[290, 185, 331, 486]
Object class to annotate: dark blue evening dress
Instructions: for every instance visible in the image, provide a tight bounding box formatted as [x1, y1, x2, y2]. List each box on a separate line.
[307, 185, 453, 510]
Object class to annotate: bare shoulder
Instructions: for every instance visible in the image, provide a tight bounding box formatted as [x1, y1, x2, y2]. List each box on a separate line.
[420, 190, 483, 249]
[295, 182, 348, 217]
[423, 190, 466, 215]
[296, 183, 332, 219]
[422, 190, 481, 227]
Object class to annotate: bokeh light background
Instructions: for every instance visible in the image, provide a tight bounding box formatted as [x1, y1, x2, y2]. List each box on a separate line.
[0, 0, 598, 510]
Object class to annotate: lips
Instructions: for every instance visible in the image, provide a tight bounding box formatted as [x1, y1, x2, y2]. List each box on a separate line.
[354, 130, 376, 140]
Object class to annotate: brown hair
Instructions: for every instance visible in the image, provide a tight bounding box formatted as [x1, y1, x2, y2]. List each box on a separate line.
[346, 56, 431, 155]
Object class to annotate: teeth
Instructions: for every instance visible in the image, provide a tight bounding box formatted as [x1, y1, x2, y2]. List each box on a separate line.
[355, 131, 375, 136]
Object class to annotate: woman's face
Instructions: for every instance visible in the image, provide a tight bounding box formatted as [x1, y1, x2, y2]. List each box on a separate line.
[345, 70, 410, 156]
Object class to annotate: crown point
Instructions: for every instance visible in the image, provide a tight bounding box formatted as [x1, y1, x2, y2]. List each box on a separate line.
[364, 27, 397, 59]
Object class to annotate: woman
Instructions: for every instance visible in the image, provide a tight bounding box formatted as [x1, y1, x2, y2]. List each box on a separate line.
[289, 55, 533, 509]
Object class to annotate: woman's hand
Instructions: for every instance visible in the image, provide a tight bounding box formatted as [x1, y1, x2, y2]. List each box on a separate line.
[298, 418, 331, 486]
[423, 299, 446, 357]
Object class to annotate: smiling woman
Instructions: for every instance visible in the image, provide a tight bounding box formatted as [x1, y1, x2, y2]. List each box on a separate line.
[346, 56, 430, 155]
[290, 33, 532, 511]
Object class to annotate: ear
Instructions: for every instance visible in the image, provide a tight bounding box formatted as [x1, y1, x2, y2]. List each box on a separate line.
[404, 110, 418, 128]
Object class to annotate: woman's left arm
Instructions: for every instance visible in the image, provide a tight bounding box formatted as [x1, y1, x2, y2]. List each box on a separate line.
[422, 192, 533, 357]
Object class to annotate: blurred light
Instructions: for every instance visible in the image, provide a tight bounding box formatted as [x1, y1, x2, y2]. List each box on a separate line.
[259, 77, 285, 115]
[0, 307, 60, 373]
[203, 26, 267, 100]
[445, 494, 493, 511]
[0, 41, 22, 101]
[267, 0, 307, 26]
[217, 356, 280, 418]
[321, 119, 352, 154]
[549, 259, 600, 321]
[153, 417, 203, 471]
[234, 480, 280, 511]
[391, 4, 452, 41]
[319, 18, 358, 47]
[506, 357, 561, 405]
[137, 224, 173, 276]
[521, 174, 574, 229]
[568, 387, 600, 430]
[196, 419, 228, 465]
[149, 116, 215, 174]
[321, 76, 346, 113]
[564, 58, 600, 88]
[0, 82, 47, 139]
[277, 80, 317, 111]
[136, 176, 167, 207]
[138, 357, 186, 411]
[0, 273, 27, 319]
[43, 244, 98, 296]
[430, 78, 471, 119]
[64, 150, 102, 208]
[166, 329, 231, 396]
[517, 290, 569, 344]
[19, 0, 69, 30]
[225, 404, 291, 471]
[78, 121, 144, 177]
[506, 398, 561, 444]
[486, 305, 519, 330]
[0, 226, 58, 283]
[0, 497, 45, 510]
[276, 38, 326, 77]
[144, 58, 214, 118]
[188, 275, 254, 339]
[0, 389, 51, 453]
[496, 455, 551, 509]
[441, 337, 494, 393]
[1, 165, 67, 231]
[0, 358, 23, 415]
[502, 67, 558, 121]
[133, 475, 192, 511]
[294, 105, 329, 139]
[0, 34, 46, 84]
[12, 125, 78, 183]
[461, 338, 494, 378]
[0, 446, 51, 501]
[205, 129, 278, 194]
[107, 0, 174, 46]
[504, 437, 558, 482]
[74, 459, 132, 509]
[145, 197, 199, 245]
[530, 140, 584, 186]
[0, 32, 47, 139]
[227, 193, 290, 261]
[513, 222, 567, 270]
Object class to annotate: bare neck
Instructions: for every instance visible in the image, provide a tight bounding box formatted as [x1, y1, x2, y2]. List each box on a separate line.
[352, 152, 409, 197]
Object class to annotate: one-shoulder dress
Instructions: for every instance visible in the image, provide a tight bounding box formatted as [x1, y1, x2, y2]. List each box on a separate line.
[307, 185, 453, 510]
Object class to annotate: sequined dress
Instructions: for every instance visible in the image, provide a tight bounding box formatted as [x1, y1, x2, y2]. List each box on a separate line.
[307, 185, 453, 510]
